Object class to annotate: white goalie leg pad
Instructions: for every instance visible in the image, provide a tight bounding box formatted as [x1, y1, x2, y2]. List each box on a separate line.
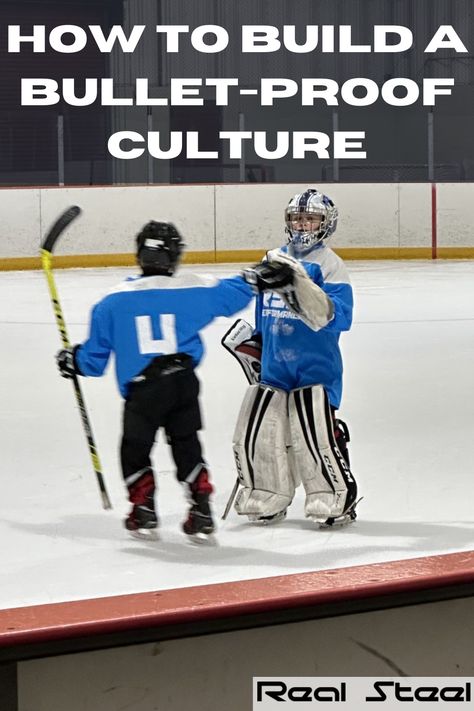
[288, 385, 354, 522]
[233, 384, 294, 517]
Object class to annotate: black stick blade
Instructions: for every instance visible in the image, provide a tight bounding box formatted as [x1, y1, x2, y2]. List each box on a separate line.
[41, 205, 82, 253]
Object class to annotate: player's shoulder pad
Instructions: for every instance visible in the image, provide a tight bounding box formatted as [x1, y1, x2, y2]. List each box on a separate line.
[306, 246, 350, 285]
[106, 272, 219, 295]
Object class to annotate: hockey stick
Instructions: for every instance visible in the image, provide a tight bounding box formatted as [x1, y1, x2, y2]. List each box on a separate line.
[40, 206, 112, 510]
[221, 476, 240, 521]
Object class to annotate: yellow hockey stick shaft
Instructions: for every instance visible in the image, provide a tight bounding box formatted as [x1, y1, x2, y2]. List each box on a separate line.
[41, 247, 112, 510]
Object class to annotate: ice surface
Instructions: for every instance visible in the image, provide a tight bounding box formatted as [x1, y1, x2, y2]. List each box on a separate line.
[0, 260, 473, 609]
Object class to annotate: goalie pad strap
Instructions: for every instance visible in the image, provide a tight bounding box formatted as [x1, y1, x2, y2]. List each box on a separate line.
[233, 384, 295, 517]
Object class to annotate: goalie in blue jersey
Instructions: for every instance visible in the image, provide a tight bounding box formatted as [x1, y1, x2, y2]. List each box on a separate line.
[223, 189, 359, 528]
[55, 221, 290, 544]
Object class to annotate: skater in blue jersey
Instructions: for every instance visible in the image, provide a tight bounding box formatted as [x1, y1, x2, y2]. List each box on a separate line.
[224, 189, 359, 529]
[56, 221, 289, 544]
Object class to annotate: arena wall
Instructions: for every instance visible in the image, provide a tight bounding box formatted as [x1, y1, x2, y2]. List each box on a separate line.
[15, 595, 474, 711]
[0, 182, 473, 269]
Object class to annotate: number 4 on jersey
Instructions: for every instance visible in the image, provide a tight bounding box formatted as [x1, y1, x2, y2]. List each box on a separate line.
[135, 314, 177, 354]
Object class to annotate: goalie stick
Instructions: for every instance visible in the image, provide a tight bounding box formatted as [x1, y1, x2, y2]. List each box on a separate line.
[40, 206, 112, 510]
[221, 477, 240, 521]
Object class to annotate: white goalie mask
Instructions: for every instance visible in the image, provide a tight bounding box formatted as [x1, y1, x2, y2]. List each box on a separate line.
[285, 188, 338, 256]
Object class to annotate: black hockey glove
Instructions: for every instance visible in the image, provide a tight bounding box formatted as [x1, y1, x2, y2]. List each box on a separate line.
[243, 261, 294, 293]
[56, 346, 81, 379]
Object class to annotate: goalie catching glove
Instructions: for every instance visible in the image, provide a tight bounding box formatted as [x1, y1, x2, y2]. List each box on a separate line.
[56, 346, 81, 379]
[242, 260, 294, 293]
[263, 250, 335, 331]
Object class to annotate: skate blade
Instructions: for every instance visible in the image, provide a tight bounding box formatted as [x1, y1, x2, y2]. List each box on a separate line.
[317, 514, 356, 529]
[313, 497, 362, 529]
[186, 532, 218, 546]
[128, 528, 160, 541]
[248, 511, 287, 525]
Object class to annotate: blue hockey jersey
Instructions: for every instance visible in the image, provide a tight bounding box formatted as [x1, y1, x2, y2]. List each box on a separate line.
[76, 272, 254, 397]
[256, 245, 353, 408]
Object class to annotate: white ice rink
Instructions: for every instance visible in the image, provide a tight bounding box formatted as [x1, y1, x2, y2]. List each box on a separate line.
[0, 260, 473, 610]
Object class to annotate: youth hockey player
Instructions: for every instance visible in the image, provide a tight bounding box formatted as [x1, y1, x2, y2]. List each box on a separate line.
[224, 188, 359, 528]
[55, 221, 289, 544]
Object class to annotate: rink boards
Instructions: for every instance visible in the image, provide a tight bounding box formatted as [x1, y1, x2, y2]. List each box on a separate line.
[1, 183, 474, 267]
[1, 550, 474, 662]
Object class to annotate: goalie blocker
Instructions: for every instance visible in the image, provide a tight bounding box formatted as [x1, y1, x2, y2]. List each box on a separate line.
[233, 382, 358, 527]
[221, 319, 262, 385]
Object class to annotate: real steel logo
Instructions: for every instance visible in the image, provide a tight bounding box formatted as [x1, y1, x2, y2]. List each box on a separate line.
[254, 680, 471, 704]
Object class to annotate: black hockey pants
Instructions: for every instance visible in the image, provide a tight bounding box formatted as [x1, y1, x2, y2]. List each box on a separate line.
[121, 354, 205, 491]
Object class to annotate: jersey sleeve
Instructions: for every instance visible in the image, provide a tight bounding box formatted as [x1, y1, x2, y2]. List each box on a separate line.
[208, 275, 255, 318]
[306, 258, 353, 333]
[75, 300, 113, 377]
[323, 281, 353, 332]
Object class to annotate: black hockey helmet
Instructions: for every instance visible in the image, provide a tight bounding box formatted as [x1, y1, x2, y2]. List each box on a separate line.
[136, 221, 185, 276]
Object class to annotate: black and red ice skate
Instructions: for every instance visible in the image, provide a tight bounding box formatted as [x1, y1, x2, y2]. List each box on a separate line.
[125, 469, 158, 540]
[125, 504, 159, 541]
[183, 468, 216, 545]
